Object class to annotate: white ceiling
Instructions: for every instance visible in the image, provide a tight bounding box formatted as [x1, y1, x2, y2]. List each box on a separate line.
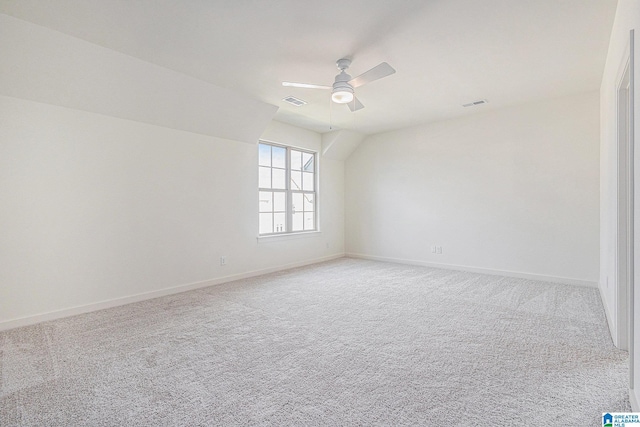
[0, 0, 618, 135]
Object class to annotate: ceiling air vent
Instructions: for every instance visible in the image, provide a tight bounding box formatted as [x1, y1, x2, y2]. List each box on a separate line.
[462, 99, 488, 107]
[283, 96, 307, 107]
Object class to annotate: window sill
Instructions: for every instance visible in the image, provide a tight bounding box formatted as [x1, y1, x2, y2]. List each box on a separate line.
[257, 230, 321, 243]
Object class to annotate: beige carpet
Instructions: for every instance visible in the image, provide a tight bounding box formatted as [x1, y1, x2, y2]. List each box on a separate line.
[0, 258, 630, 426]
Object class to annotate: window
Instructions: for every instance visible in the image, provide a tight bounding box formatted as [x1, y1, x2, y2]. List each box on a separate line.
[258, 141, 316, 235]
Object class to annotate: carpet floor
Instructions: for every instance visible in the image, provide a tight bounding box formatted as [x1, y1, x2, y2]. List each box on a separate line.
[0, 258, 630, 426]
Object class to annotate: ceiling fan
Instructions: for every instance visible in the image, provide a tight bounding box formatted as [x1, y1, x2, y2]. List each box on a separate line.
[282, 58, 396, 111]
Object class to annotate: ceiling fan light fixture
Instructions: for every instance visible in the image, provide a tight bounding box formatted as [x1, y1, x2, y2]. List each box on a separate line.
[332, 89, 354, 104]
[332, 69, 354, 104]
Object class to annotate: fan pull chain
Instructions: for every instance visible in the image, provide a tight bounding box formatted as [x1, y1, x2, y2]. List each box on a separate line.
[330, 97, 333, 130]
[351, 98, 357, 128]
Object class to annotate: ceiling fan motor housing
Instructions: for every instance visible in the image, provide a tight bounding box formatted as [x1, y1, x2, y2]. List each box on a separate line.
[332, 70, 354, 103]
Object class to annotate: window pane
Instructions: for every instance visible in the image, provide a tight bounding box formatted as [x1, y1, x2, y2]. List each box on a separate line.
[292, 212, 304, 232]
[303, 193, 314, 212]
[292, 193, 303, 213]
[272, 146, 286, 168]
[259, 213, 273, 234]
[258, 143, 271, 167]
[273, 192, 286, 212]
[259, 166, 271, 188]
[302, 172, 314, 191]
[304, 212, 315, 230]
[302, 152, 314, 172]
[291, 150, 302, 171]
[274, 213, 286, 233]
[259, 191, 273, 213]
[291, 171, 302, 190]
[258, 144, 317, 236]
[272, 168, 286, 189]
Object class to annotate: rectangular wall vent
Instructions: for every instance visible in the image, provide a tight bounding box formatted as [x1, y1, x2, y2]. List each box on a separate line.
[283, 96, 307, 106]
[462, 99, 488, 107]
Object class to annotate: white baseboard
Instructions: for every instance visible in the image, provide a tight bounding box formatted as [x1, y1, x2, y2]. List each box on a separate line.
[0, 253, 345, 331]
[631, 388, 640, 412]
[346, 253, 598, 288]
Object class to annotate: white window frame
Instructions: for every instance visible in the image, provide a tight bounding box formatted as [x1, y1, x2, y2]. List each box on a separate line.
[258, 141, 318, 236]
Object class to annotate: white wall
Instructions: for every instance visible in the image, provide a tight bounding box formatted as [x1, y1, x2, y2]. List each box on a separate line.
[599, 0, 640, 410]
[0, 18, 345, 328]
[346, 92, 600, 285]
[0, 96, 345, 327]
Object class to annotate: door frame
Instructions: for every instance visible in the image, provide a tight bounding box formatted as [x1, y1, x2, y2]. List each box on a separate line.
[616, 52, 632, 352]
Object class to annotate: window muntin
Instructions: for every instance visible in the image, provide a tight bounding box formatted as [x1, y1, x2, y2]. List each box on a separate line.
[258, 142, 317, 235]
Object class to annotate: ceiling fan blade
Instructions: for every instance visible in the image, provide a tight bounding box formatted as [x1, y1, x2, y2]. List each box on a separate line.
[282, 82, 331, 90]
[347, 97, 365, 112]
[348, 62, 396, 88]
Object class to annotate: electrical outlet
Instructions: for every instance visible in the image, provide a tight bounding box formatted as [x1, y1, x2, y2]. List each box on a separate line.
[436, 246, 442, 254]
[220, 256, 226, 266]
[431, 246, 437, 254]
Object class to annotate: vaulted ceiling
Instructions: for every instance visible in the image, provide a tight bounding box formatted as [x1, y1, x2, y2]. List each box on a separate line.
[0, 0, 618, 135]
